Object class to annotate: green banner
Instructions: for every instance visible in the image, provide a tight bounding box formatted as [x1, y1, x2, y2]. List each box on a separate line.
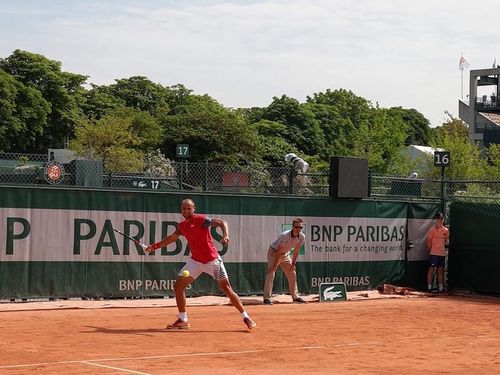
[0, 186, 439, 299]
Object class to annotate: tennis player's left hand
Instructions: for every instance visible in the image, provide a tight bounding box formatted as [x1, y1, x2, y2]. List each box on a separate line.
[221, 236, 229, 246]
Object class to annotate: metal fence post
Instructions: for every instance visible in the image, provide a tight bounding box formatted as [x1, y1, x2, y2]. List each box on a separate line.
[288, 166, 295, 194]
[204, 160, 208, 191]
[179, 161, 184, 190]
[440, 165, 445, 214]
[368, 170, 372, 197]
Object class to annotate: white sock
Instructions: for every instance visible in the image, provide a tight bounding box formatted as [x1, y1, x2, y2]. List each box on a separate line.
[178, 312, 188, 322]
[427, 284, 432, 290]
[241, 311, 249, 319]
[438, 284, 443, 292]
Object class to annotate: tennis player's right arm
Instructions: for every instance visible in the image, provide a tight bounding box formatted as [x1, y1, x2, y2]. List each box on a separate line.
[146, 231, 181, 253]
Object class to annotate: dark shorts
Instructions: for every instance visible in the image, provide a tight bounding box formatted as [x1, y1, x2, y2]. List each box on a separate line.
[428, 255, 445, 267]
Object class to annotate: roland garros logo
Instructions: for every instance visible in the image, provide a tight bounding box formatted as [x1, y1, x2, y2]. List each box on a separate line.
[44, 161, 65, 184]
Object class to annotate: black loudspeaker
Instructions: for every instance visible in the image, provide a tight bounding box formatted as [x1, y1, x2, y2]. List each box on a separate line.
[329, 157, 368, 199]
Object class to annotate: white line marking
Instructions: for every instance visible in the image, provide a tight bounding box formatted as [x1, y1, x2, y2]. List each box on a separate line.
[81, 361, 152, 375]
[0, 350, 263, 369]
[0, 336, 498, 370]
[90, 349, 264, 363]
[0, 360, 82, 369]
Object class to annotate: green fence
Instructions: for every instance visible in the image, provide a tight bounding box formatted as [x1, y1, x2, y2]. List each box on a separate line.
[0, 186, 440, 299]
[447, 199, 500, 295]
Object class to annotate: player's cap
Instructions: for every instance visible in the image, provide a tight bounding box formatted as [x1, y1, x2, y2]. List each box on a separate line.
[434, 212, 444, 219]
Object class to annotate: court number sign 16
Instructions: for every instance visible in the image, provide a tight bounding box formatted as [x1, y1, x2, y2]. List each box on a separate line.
[434, 151, 450, 167]
[176, 144, 190, 158]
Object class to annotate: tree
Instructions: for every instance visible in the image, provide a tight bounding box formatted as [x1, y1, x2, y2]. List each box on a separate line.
[485, 144, 500, 179]
[160, 103, 263, 164]
[70, 114, 147, 173]
[350, 107, 408, 173]
[168, 93, 227, 115]
[0, 50, 87, 152]
[307, 89, 372, 125]
[389, 107, 431, 146]
[111, 108, 164, 151]
[107, 76, 172, 115]
[430, 112, 469, 141]
[236, 107, 266, 125]
[304, 102, 354, 158]
[306, 89, 374, 159]
[428, 116, 486, 179]
[0, 69, 50, 152]
[82, 84, 126, 120]
[261, 95, 326, 157]
[251, 120, 302, 166]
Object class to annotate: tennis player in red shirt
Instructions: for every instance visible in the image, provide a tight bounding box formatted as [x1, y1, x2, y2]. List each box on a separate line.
[145, 198, 256, 330]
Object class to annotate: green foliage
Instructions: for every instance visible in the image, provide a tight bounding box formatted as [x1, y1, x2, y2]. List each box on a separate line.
[70, 114, 145, 173]
[389, 107, 431, 146]
[103, 147, 144, 173]
[0, 69, 50, 152]
[304, 102, 354, 158]
[167, 84, 193, 110]
[236, 107, 266, 125]
[160, 104, 263, 165]
[113, 108, 163, 151]
[485, 144, 500, 178]
[429, 116, 486, 179]
[386, 151, 422, 177]
[307, 89, 372, 124]
[261, 95, 326, 157]
[2, 49, 499, 183]
[0, 50, 87, 152]
[251, 120, 302, 166]
[169, 94, 227, 115]
[107, 76, 172, 115]
[350, 107, 408, 173]
[82, 84, 126, 119]
[431, 112, 468, 142]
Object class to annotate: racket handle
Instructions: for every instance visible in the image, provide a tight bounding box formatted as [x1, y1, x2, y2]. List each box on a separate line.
[132, 239, 148, 251]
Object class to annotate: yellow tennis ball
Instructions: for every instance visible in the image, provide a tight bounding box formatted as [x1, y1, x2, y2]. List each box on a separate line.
[182, 270, 190, 277]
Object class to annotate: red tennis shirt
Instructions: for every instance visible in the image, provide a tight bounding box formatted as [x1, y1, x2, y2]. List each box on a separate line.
[178, 214, 219, 263]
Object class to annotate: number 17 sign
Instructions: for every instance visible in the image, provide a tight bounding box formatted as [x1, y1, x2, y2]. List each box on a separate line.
[176, 144, 190, 158]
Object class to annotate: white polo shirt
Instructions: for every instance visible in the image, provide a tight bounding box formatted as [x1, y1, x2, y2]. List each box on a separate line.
[270, 230, 305, 255]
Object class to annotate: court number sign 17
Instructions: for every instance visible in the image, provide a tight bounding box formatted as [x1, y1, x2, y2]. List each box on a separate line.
[176, 144, 190, 158]
[434, 151, 450, 167]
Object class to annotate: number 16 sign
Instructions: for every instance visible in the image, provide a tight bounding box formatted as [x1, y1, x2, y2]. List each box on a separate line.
[434, 151, 450, 167]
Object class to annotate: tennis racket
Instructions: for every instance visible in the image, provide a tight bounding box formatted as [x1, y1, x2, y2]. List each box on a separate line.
[113, 228, 148, 250]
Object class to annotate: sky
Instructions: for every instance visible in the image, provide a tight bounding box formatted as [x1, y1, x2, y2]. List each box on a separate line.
[0, 0, 499, 127]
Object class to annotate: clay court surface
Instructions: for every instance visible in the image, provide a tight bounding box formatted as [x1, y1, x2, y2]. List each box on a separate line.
[0, 294, 499, 374]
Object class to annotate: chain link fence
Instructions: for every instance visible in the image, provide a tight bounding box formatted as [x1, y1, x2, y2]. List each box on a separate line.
[0, 152, 330, 195]
[369, 174, 441, 201]
[1, 152, 499, 204]
[445, 179, 500, 219]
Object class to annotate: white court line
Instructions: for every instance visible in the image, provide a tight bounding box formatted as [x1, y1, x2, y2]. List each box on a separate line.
[302, 346, 326, 349]
[0, 335, 497, 371]
[81, 361, 151, 375]
[0, 350, 263, 369]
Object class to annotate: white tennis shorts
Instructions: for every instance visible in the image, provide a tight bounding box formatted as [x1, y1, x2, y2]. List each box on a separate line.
[180, 255, 228, 281]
